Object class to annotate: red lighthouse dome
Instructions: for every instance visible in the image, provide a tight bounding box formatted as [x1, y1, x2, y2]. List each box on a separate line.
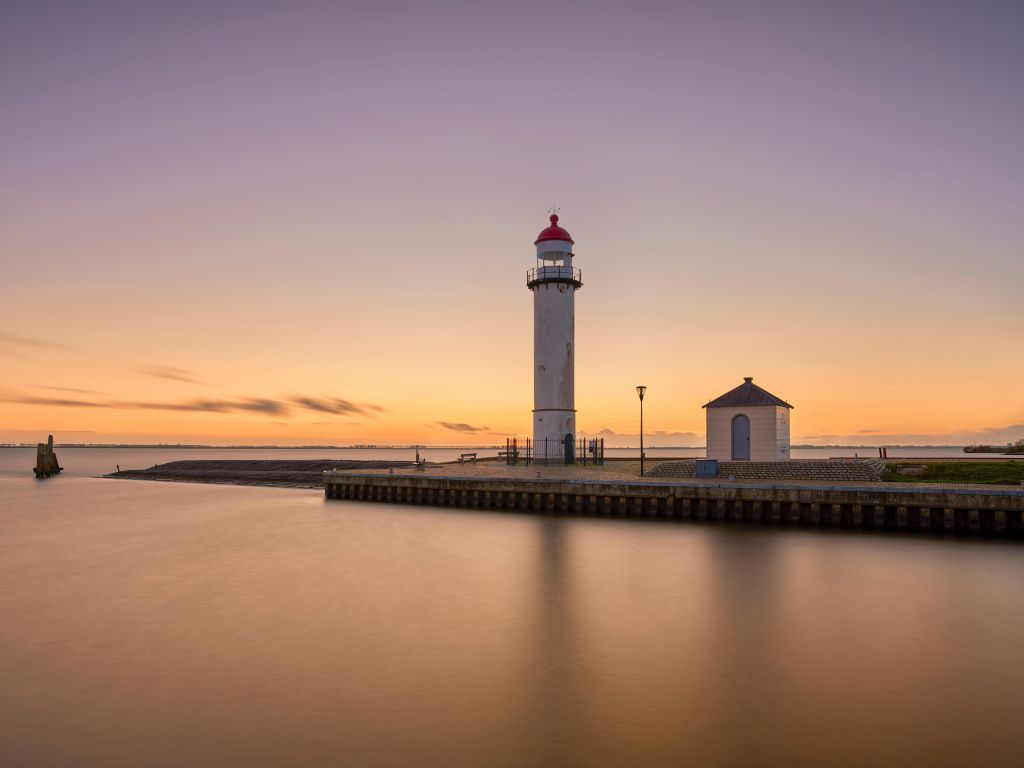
[534, 214, 574, 245]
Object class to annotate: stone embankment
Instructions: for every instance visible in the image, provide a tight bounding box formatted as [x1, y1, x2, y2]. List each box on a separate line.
[325, 466, 1024, 538]
[649, 459, 885, 482]
[108, 459, 416, 488]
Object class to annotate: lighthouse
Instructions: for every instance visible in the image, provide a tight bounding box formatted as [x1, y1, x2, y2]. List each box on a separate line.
[528, 213, 582, 463]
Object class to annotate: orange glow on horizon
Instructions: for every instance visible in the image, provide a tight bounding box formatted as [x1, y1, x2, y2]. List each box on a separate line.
[2, 4, 1021, 446]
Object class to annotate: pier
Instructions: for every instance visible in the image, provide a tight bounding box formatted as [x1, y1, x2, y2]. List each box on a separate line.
[324, 465, 1024, 538]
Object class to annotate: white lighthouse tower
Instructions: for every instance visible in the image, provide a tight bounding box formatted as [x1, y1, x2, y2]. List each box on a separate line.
[528, 213, 582, 463]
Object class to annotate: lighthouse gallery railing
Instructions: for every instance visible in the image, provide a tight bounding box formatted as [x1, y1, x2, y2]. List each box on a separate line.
[526, 265, 582, 288]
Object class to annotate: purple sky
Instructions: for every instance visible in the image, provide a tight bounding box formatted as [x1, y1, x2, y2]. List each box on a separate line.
[2, 1, 1022, 444]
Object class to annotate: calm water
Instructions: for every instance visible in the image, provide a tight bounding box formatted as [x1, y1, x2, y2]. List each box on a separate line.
[2, 458, 1023, 766]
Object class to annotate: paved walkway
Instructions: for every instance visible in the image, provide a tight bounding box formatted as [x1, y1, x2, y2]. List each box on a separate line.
[329, 460, 1024, 494]
[379, 461, 652, 483]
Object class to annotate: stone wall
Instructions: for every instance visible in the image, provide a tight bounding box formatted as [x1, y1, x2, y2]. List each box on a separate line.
[648, 459, 885, 482]
[324, 470, 1024, 537]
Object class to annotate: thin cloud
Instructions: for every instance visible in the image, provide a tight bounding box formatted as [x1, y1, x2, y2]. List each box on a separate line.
[117, 397, 286, 415]
[0, 331, 74, 351]
[437, 421, 491, 433]
[594, 428, 703, 448]
[289, 396, 365, 415]
[955, 423, 1024, 440]
[38, 385, 104, 395]
[797, 423, 1024, 445]
[0, 393, 284, 414]
[138, 365, 206, 385]
[1, 389, 380, 420]
[1, 394, 113, 408]
[596, 428, 699, 439]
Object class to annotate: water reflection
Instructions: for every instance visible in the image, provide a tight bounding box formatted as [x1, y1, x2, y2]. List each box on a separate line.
[1, 479, 1022, 767]
[523, 516, 578, 765]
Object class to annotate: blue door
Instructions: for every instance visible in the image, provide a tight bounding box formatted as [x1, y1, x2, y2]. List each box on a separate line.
[731, 414, 750, 460]
[564, 433, 574, 465]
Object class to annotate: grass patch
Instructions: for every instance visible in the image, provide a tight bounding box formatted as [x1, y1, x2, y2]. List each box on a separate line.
[882, 461, 1024, 485]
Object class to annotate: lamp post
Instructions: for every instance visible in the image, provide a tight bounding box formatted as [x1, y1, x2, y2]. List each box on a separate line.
[636, 385, 646, 476]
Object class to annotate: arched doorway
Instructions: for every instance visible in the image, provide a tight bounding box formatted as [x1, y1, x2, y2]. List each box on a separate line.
[564, 433, 574, 465]
[731, 414, 750, 460]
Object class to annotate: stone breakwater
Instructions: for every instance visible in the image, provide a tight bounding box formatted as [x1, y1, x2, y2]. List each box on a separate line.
[108, 459, 416, 488]
[649, 459, 885, 482]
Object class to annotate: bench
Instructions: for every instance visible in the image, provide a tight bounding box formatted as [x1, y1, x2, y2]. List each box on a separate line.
[458, 453, 477, 464]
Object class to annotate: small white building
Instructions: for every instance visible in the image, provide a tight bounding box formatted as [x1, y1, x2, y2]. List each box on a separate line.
[703, 377, 793, 461]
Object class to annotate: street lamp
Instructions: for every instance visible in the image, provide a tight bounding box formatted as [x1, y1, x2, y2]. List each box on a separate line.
[636, 385, 646, 476]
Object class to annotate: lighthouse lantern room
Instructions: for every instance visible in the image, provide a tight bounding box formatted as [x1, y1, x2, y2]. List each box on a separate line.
[527, 213, 582, 463]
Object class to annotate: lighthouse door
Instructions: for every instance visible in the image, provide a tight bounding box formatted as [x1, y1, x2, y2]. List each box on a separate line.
[564, 434, 574, 465]
[731, 415, 751, 460]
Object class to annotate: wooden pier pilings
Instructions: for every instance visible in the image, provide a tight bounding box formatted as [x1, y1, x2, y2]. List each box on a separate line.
[33, 435, 62, 479]
[324, 472, 1024, 538]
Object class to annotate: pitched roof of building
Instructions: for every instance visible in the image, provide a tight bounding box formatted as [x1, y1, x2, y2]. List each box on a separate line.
[702, 377, 794, 409]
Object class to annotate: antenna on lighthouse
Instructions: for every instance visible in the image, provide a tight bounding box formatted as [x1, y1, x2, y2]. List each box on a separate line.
[548, 204, 560, 216]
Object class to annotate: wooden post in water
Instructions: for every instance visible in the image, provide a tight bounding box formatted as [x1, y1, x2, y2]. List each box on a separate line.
[33, 435, 63, 479]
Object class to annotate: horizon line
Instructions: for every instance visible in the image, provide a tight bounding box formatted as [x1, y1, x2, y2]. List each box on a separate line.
[0, 442, 996, 450]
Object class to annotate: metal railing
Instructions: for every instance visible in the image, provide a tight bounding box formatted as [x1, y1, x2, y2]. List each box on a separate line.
[504, 436, 604, 466]
[526, 265, 582, 288]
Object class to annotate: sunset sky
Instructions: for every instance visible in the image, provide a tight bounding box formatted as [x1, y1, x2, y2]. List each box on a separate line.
[2, 1, 1022, 446]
